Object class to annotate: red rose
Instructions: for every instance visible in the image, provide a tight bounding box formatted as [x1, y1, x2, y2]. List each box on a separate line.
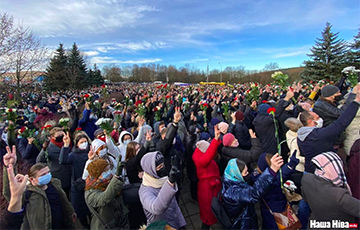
[114, 111, 122, 115]
[170, 100, 174, 105]
[203, 103, 209, 107]
[45, 125, 52, 129]
[255, 83, 258, 86]
[84, 94, 90, 98]
[309, 80, 313, 84]
[135, 100, 143, 106]
[262, 100, 268, 103]
[289, 87, 294, 92]
[156, 85, 162, 89]
[163, 84, 168, 88]
[246, 90, 250, 94]
[267, 107, 276, 114]
[76, 127, 82, 131]
[166, 95, 171, 99]
[20, 127, 26, 133]
[154, 107, 158, 112]
[41, 126, 46, 130]
[8, 109, 12, 112]
[101, 85, 106, 88]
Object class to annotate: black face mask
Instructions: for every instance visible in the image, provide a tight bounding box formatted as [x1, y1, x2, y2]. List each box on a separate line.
[155, 154, 167, 178]
[244, 174, 252, 183]
[55, 136, 63, 143]
[335, 95, 343, 101]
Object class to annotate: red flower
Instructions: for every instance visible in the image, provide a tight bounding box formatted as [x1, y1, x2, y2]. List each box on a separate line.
[166, 95, 171, 99]
[45, 125, 52, 129]
[309, 80, 313, 84]
[246, 90, 250, 94]
[163, 84, 168, 88]
[114, 111, 122, 115]
[84, 94, 90, 98]
[326, 79, 330, 82]
[234, 97, 238, 101]
[8, 109, 12, 112]
[170, 100, 174, 105]
[135, 100, 143, 106]
[101, 85, 106, 88]
[19, 127, 26, 133]
[267, 107, 276, 114]
[255, 83, 258, 87]
[202, 103, 209, 107]
[75, 127, 82, 131]
[154, 107, 158, 112]
[262, 100, 268, 103]
[289, 87, 294, 92]
[156, 85, 162, 89]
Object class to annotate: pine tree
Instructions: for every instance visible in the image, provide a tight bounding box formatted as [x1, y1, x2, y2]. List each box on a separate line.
[68, 42, 88, 89]
[301, 22, 349, 82]
[349, 28, 360, 69]
[45, 43, 68, 91]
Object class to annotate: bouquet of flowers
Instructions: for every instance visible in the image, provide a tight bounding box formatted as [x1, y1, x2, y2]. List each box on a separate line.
[59, 118, 70, 132]
[342, 66, 359, 87]
[41, 125, 52, 140]
[101, 84, 108, 98]
[182, 101, 190, 113]
[317, 80, 326, 87]
[6, 108, 17, 144]
[74, 127, 83, 134]
[124, 96, 133, 107]
[200, 102, 209, 125]
[154, 106, 162, 121]
[114, 102, 122, 111]
[135, 101, 147, 118]
[271, 71, 289, 90]
[245, 83, 260, 103]
[19, 126, 40, 150]
[221, 101, 230, 117]
[95, 118, 112, 134]
[93, 100, 102, 117]
[113, 110, 123, 124]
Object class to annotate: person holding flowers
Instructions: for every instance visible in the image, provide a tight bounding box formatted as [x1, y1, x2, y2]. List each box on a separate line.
[78, 102, 98, 140]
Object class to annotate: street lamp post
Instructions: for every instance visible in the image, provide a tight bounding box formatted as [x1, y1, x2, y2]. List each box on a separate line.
[218, 62, 222, 83]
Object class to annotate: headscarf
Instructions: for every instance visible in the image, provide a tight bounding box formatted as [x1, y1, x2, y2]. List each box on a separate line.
[312, 152, 352, 194]
[224, 159, 244, 183]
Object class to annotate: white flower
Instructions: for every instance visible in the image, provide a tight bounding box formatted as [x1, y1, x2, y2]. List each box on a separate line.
[95, 118, 104, 126]
[59, 118, 70, 123]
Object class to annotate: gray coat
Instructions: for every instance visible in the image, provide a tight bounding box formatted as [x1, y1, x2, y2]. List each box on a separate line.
[139, 151, 186, 229]
[302, 173, 360, 228]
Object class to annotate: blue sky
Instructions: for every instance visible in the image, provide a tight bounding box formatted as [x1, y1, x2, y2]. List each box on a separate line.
[1, 0, 359, 72]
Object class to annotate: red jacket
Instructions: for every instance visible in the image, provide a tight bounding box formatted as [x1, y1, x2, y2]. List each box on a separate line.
[193, 138, 222, 180]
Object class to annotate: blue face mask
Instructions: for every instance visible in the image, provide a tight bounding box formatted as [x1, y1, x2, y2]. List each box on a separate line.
[102, 170, 112, 179]
[38, 173, 52, 186]
[123, 140, 131, 145]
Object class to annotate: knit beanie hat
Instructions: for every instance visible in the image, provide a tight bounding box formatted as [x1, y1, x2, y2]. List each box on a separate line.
[321, 85, 339, 97]
[210, 118, 220, 126]
[196, 140, 210, 153]
[235, 111, 245, 121]
[200, 132, 211, 141]
[258, 104, 271, 115]
[92, 139, 107, 157]
[155, 152, 164, 167]
[257, 153, 269, 172]
[94, 128, 104, 137]
[223, 133, 235, 147]
[218, 122, 229, 134]
[87, 159, 109, 179]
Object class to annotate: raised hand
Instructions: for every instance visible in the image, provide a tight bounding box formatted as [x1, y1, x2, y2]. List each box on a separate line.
[145, 129, 152, 141]
[3, 146, 17, 167]
[138, 116, 145, 127]
[173, 107, 181, 123]
[168, 155, 180, 184]
[270, 153, 284, 173]
[249, 129, 256, 138]
[214, 124, 221, 140]
[63, 132, 71, 147]
[7, 164, 28, 213]
[88, 148, 96, 160]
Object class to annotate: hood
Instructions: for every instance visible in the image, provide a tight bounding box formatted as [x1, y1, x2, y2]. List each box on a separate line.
[118, 130, 134, 145]
[297, 126, 316, 142]
[140, 151, 161, 178]
[39, 109, 49, 115]
[153, 121, 162, 137]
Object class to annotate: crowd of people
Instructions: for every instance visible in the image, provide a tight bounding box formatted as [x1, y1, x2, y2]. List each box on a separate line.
[0, 77, 359, 230]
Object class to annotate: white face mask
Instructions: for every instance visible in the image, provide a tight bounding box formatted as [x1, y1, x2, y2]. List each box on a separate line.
[123, 140, 131, 145]
[315, 118, 323, 128]
[78, 142, 88, 150]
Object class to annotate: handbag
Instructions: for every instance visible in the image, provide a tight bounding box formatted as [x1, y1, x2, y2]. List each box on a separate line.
[121, 182, 141, 205]
[263, 199, 302, 230]
[211, 192, 233, 229]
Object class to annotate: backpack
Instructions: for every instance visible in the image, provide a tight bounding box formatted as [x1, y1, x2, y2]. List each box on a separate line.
[211, 192, 233, 229]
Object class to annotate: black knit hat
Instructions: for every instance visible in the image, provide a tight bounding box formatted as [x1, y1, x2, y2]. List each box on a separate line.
[321, 85, 339, 97]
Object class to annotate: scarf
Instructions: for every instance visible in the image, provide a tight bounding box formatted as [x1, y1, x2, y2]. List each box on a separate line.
[142, 172, 168, 188]
[50, 139, 64, 148]
[312, 152, 352, 194]
[85, 176, 112, 191]
[224, 159, 244, 183]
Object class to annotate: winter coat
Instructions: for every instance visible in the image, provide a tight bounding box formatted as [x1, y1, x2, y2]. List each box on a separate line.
[302, 173, 360, 229]
[297, 101, 360, 173]
[139, 152, 186, 229]
[33, 109, 55, 129]
[253, 113, 277, 154]
[36, 142, 72, 189]
[0, 209, 24, 230]
[313, 93, 355, 127]
[275, 99, 296, 140]
[192, 138, 222, 225]
[78, 109, 97, 140]
[59, 146, 90, 218]
[344, 108, 360, 155]
[17, 137, 40, 166]
[22, 178, 75, 230]
[220, 138, 263, 173]
[255, 161, 297, 229]
[228, 121, 251, 150]
[222, 168, 277, 229]
[346, 139, 360, 200]
[156, 122, 178, 173]
[118, 129, 144, 161]
[285, 130, 305, 172]
[125, 142, 149, 184]
[85, 176, 129, 230]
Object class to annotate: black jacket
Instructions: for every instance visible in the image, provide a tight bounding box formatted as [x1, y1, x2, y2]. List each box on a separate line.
[252, 114, 277, 155]
[156, 122, 178, 173]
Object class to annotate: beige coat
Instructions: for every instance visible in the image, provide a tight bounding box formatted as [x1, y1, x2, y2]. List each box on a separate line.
[286, 130, 305, 172]
[344, 108, 360, 155]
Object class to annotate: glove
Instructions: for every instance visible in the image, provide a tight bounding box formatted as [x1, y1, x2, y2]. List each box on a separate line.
[115, 161, 125, 177]
[288, 150, 299, 169]
[168, 155, 180, 184]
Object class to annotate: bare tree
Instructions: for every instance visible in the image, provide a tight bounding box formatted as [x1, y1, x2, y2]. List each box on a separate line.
[263, 62, 280, 71]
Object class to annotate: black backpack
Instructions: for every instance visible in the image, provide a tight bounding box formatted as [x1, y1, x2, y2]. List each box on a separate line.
[211, 192, 233, 229]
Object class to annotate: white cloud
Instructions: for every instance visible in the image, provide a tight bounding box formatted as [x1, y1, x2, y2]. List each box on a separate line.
[90, 56, 161, 64]
[83, 51, 100, 56]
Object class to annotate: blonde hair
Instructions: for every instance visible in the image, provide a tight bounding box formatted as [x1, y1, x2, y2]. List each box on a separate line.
[284, 117, 303, 132]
